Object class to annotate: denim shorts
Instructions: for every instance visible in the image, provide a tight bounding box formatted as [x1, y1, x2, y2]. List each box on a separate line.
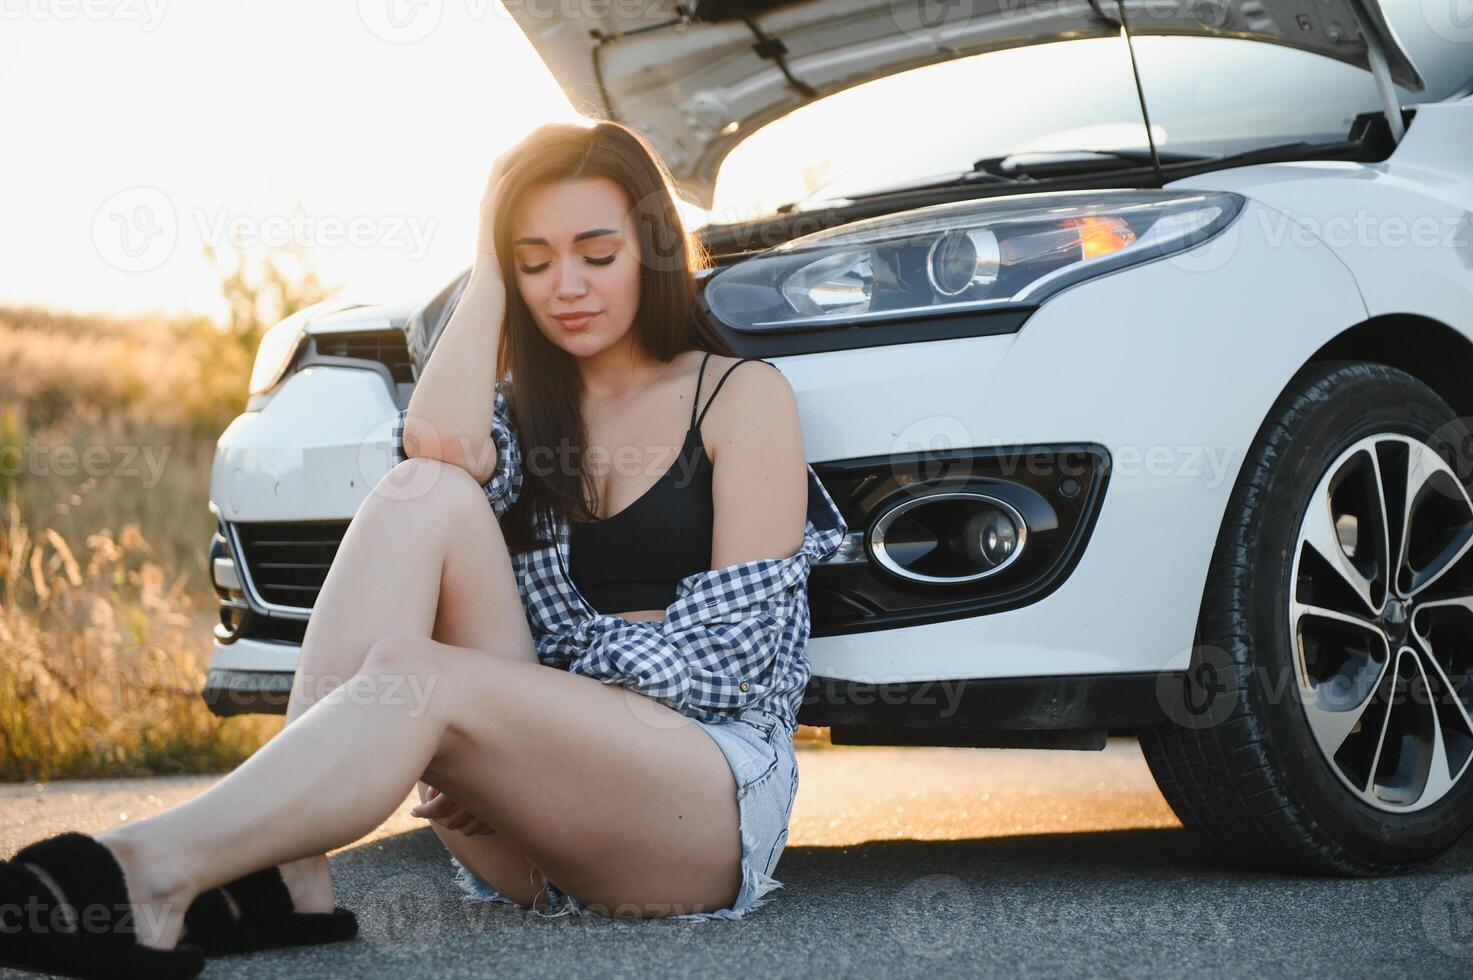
[447, 703, 799, 921]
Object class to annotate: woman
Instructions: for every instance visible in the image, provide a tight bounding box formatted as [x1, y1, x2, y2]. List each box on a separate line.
[0, 120, 847, 979]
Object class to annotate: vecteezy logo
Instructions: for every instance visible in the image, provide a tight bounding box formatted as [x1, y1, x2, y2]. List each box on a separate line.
[1422, 874, 1473, 958]
[1155, 643, 1240, 730]
[100, 645, 181, 732]
[887, 874, 979, 958]
[358, 0, 443, 43]
[1181, 0, 1232, 29]
[1421, 0, 1473, 44]
[358, 871, 448, 954]
[92, 186, 177, 273]
[888, 0, 979, 44]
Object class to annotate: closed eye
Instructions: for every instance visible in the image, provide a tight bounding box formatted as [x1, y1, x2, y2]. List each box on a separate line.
[518, 254, 617, 274]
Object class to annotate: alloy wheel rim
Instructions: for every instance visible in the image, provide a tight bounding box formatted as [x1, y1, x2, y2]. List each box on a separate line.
[1289, 433, 1473, 812]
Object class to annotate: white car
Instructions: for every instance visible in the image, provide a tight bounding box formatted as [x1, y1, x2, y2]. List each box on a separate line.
[207, 1, 1473, 875]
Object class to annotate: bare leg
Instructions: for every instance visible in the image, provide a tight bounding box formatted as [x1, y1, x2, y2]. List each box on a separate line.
[96, 458, 742, 945]
[272, 456, 542, 912]
[100, 626, 743, 945]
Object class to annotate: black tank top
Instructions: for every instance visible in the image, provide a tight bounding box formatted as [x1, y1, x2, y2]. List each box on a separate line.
[568, 352, 767, 614]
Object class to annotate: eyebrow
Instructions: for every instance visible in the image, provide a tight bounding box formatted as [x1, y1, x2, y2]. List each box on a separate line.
[513, 228, 619, 246]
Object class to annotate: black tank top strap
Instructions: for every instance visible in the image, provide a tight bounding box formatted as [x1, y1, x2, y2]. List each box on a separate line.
[694, 356, 769, 432]
[689, 351, 714, 430]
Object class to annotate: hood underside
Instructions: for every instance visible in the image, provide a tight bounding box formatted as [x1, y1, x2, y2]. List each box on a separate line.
[508, 0, 1422, 210]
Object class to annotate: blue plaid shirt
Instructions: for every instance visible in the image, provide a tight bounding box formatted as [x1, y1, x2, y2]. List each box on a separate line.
[388, 382, 847, 731]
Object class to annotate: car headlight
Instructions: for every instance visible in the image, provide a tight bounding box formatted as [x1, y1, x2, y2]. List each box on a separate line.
[704, 190, 1244, 332]
[247, 307, 315, 396]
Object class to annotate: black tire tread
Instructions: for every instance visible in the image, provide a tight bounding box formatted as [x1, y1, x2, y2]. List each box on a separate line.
[1139, 359, 1447, 877]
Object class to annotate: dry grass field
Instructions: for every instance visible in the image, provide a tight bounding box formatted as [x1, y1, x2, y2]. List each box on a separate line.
[0, 301, 284, 781]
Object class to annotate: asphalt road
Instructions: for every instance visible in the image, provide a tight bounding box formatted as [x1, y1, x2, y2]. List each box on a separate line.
[4, 738, 1472, 979]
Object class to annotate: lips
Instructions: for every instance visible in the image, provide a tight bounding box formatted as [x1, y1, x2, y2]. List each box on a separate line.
[552, 311, 600, 330]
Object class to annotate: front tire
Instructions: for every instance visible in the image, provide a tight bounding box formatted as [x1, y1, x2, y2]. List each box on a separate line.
[1141, 359, 1473, 875]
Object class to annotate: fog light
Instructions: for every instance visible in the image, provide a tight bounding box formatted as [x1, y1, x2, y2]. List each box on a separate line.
[870, 489, 1030, 585]
[965, 508, 1019, 567]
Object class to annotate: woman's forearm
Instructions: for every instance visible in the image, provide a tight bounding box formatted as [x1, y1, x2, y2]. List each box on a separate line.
[400, 265, 507, 485]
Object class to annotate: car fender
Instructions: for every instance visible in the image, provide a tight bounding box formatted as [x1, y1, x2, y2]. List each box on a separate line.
[1171, 96, 1473, 337]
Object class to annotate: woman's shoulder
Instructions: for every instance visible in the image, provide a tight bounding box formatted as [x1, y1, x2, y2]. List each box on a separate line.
[690, 351, 787, 408]
[713, 354, 788, 399]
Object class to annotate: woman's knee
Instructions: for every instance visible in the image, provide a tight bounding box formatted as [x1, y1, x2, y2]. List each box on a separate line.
[359, 631, 500, 722]
[348, 631, 458, 723]
[363, 629, 439, 677]
[374, 458, 497, 528]
[356, 459, 505, 564]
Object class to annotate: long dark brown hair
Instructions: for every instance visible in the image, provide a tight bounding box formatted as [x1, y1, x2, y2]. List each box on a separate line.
[488, 121, 736, 554]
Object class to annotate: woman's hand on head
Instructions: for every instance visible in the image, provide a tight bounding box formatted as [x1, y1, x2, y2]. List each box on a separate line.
[411, 784, 496, 836]
[477, 124, 566, 274]
[476, 143, 524, 275]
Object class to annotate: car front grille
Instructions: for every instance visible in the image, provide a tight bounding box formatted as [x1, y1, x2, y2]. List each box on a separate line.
[315, 330, 413, 383]
[232, 520, 350, 611]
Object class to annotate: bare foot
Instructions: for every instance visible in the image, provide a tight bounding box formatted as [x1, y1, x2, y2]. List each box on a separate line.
[279, 853, 335, 914]
[94, 831, 193, 950]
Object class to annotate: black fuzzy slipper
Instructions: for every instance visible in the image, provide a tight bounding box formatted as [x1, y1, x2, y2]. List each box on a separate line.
[181, 864, 358, 956]
[0, 831, 206, 979]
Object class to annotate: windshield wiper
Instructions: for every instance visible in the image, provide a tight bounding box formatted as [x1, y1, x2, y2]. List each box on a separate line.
[769, 138, 1362, 216]
[971, 148, 1219, 179]
[778, 148, 1217, 210]
[773, 167, 1014, 213]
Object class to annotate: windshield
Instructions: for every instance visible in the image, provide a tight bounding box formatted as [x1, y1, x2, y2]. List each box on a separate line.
[706, 5, 1472, 223]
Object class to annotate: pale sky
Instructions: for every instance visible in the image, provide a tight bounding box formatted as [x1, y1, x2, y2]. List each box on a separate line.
[0, 0, 1464, 321]
[0, 1, 854, 322]
[0, 2, 591, 319]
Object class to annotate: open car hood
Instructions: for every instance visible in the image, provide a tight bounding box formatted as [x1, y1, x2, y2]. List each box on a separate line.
[508, 0, 1422, 209]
